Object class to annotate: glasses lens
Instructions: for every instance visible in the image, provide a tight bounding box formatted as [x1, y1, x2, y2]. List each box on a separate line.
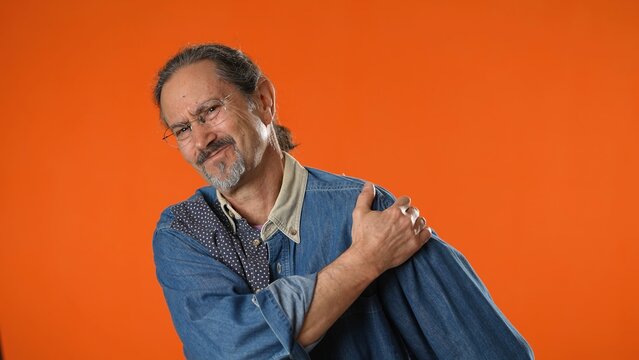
[202, 101, 229, 128]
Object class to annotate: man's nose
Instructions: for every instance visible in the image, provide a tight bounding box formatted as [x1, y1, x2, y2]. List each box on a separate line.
[190, 121, 216, 150]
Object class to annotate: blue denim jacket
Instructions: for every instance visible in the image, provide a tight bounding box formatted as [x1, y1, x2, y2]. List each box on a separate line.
[153, 164, 534, 359]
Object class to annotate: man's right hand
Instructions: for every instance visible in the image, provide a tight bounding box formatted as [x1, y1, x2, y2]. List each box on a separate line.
[350, 182, 432, 278]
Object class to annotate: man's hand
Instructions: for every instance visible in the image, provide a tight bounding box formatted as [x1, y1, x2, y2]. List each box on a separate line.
[350, 182, 432, 278]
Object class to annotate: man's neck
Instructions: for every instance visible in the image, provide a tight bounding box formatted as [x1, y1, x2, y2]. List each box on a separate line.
[218, 146, 284, 226]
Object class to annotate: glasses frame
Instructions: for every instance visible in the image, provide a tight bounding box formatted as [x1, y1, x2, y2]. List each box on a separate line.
[162, 94, 232, 148]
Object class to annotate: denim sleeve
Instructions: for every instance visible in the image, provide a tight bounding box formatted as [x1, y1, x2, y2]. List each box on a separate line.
[373, 188, 534, 359]
[153, 228, 315, 360]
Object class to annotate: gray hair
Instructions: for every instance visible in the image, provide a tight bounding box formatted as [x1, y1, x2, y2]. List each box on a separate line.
[153, 44, 296, 152]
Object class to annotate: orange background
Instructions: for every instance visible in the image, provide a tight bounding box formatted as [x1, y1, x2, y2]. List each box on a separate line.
[1, 0, 637, 359]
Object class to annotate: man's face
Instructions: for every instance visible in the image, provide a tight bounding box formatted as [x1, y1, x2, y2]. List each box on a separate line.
[159, 60, 271, 191]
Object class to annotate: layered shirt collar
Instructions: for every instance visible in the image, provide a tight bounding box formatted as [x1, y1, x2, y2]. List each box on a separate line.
[216, 152, 308, 244]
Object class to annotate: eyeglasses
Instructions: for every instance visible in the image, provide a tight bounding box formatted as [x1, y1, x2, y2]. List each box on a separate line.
[162, 94, 232, 148]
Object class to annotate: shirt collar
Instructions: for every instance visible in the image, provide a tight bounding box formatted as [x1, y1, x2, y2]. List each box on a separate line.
[216, 152, 308, 243]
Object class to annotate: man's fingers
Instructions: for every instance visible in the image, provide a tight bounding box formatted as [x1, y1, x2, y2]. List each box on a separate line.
[392, 197, 420, 226]
[413, 217, 426, 235]
[354, 182, 376, 214]
[405, 206, 419, 224]
[394, 196, 411, 214]
[417, 223, 433, 243]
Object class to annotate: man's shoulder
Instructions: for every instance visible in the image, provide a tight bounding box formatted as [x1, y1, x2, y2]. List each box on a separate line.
[155, 186, 219, 230]
[304, 166, 396, 205]
[305, 166, 365, 191]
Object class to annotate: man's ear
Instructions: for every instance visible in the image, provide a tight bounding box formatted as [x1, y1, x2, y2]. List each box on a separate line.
[254, 76, 276, 125]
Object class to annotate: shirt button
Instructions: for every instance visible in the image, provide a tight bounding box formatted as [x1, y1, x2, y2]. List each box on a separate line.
[289, 228, 297, 235]
[276, 262, 282, 274]
[252, 238, 261, 247]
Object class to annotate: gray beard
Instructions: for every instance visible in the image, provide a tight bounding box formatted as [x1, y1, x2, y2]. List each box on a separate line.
[202, 146, 246, 191]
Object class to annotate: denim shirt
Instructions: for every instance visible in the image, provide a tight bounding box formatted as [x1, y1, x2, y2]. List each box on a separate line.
[153, 155, 534, 360]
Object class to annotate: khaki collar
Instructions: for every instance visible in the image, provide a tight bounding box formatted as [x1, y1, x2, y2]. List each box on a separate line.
[216, 152, 308, 244]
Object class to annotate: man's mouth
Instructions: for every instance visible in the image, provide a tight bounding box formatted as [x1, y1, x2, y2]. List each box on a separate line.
[196, 137, 236, 166]
[202, 144, 231, 164]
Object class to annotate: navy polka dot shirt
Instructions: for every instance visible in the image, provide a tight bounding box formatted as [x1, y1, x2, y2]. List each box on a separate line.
[170, 195, 270, 293]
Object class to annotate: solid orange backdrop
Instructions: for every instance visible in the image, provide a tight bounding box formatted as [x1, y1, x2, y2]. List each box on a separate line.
[0, 0, 637, 359]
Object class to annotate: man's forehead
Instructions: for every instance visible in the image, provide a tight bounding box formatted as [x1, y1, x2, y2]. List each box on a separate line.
[160, 60, 229, 120]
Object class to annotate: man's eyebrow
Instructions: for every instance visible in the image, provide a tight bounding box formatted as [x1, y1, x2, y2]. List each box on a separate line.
[169, 121, 189, 130]
[188, 97, 220, 118]
[161, 112, 188, 129]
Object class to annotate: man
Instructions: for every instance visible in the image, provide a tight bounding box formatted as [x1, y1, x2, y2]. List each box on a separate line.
[152, 44, 533, 359]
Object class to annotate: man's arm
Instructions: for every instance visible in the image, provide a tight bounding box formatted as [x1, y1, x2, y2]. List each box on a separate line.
[154, 183, 427, 359]
[154, 229, 306, 359]
[367, 187, 534, 359]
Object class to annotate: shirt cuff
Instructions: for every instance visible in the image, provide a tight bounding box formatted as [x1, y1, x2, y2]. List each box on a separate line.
[253, 274, 317, 357]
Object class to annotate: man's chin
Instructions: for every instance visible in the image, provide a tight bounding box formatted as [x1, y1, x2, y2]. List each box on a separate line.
[203, 175, 233, 191]
[201, 164, 245, 191]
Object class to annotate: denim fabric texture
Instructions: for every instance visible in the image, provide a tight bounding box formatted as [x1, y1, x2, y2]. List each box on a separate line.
[153, 165, 534, 359]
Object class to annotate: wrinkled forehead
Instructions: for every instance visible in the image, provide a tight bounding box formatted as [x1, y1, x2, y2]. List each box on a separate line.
[159, 60, 232, 123]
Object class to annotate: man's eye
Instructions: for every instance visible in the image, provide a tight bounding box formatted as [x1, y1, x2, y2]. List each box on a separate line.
[205, 105, 221, 119]
[174, 125, 191, 137]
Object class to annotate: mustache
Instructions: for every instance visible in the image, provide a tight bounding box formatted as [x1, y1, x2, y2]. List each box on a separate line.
[195, 137, 236, 166]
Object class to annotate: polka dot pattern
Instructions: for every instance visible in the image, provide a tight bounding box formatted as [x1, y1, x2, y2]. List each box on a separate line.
[170, 195, 270, 293]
